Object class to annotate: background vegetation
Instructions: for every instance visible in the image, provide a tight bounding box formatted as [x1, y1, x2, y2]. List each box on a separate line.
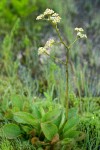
[0, 0, 100, 150]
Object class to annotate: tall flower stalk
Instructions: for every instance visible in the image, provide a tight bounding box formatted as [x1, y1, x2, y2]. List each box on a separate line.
[54, 25, 69, 119]
[36, 8, 87, 120]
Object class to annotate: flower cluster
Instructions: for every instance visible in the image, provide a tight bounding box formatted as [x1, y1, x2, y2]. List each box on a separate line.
[38, 39, 55, 55]
[45, 39, 55, 48]
[38, 47, 47, 55]
[75, 27, 84, 32]
[49, 13, 61, 24]
[43, 8, 54, 16]
[77, 32, 87, 38]
[75, 27, 87, 39]
[36, 8, 61, 25]
[36, 14, 44, 20]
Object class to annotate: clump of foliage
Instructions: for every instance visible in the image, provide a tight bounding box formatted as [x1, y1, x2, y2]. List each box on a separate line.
[0, 94, 81, 150]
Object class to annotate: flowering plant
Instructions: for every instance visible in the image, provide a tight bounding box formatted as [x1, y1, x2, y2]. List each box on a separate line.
[0, 8, 87, 150]
[37, 8, 87, 120]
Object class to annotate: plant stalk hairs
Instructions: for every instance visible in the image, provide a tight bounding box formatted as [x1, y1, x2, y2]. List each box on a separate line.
[36, 8, 87, 120]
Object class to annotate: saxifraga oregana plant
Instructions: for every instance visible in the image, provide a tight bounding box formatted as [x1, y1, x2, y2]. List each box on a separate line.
[36, 8, 87, 120]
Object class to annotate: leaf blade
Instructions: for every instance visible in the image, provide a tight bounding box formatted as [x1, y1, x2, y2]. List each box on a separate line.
[13, 111, 39, 129]
[0, 123, 21, 139]
[41, 122, 58, 141]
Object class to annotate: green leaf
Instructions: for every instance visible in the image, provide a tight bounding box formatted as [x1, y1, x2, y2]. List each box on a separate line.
[59, 111, 66, 129]
[63, 129, 80, 138]
[11, 94, 24, 110]
[31, 104, 42, 119]
[63, 116, 79, 133]
[60, 138, 73, 145]
[41, 122, 58, 141]
[39, 106, 45, 117]
[13, 112, 39, 128]
[42, 109, 62, 127]
[0, 123, 21, 139]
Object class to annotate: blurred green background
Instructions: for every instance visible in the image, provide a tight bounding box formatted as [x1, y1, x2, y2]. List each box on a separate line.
[0, 0, 100, 97]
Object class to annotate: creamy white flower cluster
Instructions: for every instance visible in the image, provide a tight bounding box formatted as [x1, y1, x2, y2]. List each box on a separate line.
[36, 8, 61, 25]
[75, 27, 87, 39]
[38, 39, 55, 55]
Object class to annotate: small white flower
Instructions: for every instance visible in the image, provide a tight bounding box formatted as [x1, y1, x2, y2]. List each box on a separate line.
[51, 17, 61, 24]
[38, 47, 46, 55]
[84, 34, 87, 38]
[75, 27, 87, 39]
[44, 8, 54, 16]
[36, 14, 44, 20]
[36, 8, 61, 25]
[77, 32, 82, 37]
[52, 13, 59, 17]
[75, 27, 84, 32]
[45, 39, 55, 48]
[38, 39, 55, 56]
[50, 13, 61, 24]
[77, 32, 87, 38]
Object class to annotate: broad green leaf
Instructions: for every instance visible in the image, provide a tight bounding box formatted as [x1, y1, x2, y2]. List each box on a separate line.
[11, 94, 24, 110]
[60, 138, 73, 145]
[0, 123, 21, 139]
[41, 122, 58, 141]
[63, 129, 80, 138]
[42, 109, 62, 127]
[63, 116, 79, 133]
[13, 112, 39, 128]
[52, 111, 63, 127]
[39, 107, 45, 117]
[31, 104, 42, 119]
